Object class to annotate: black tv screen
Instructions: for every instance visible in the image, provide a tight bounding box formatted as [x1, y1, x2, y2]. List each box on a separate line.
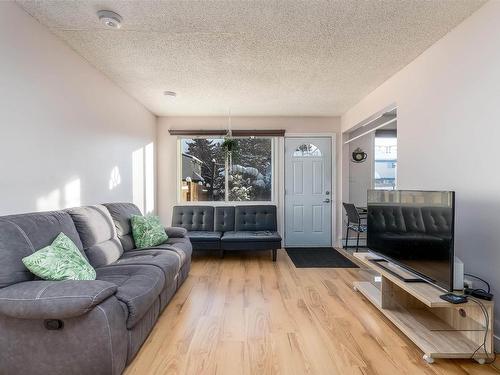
[367, 190, 455, 292]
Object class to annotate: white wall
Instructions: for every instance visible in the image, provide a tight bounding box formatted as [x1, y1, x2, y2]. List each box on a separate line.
[157, 116, 341, 240]
[341, 1, 500, 344]
[348, 133, 374, 207]
[0, 2, 157, 215]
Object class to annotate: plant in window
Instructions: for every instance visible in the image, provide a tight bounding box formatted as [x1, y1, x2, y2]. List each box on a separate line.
[221, 137, 238, 167]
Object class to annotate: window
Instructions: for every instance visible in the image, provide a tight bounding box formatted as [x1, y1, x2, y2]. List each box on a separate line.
[180, 137, 273, 202]
[374, 136, 397, 190]
[293, 143, 322, 157]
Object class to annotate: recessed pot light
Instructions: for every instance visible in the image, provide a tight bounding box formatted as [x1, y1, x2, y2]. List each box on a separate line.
[97, 10, 122, 29]
[164, 91, 177, 97]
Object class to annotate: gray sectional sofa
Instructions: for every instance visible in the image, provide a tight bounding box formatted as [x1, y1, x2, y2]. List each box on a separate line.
[0, 203, 192, 375]
[172, 205, 281, 261]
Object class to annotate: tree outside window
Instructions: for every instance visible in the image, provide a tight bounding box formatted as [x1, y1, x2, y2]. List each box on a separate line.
[180, 137, 273, 202]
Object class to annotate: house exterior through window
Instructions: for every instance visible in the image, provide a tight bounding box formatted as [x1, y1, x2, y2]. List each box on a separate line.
[179, 137, 274, 202]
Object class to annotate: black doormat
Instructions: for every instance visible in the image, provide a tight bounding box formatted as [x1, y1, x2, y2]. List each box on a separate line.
[286, 248, 359, 268]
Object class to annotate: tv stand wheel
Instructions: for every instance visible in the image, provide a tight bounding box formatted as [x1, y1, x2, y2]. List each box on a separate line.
[423, 354, 434, 364]
[353, 285, 358, 292]
[475, 358, 486, 365]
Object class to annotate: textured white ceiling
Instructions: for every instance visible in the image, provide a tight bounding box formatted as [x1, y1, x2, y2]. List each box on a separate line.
[18, 0, 485, 116]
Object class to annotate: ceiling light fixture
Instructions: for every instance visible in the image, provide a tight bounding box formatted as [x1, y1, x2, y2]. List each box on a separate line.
[97, 10, 122, 29]
[164, 91, 177, 98]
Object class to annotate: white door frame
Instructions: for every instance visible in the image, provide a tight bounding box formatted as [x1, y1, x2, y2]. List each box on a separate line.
[280, 133, 337, 247]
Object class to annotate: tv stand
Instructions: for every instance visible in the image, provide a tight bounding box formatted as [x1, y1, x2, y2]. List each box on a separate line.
[368, 258, 424, 283]
[353, 252, 494, 364]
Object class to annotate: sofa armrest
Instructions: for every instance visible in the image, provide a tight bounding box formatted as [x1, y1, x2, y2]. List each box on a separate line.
[0, 280, 117, 319]
[165, 226, 188, 238]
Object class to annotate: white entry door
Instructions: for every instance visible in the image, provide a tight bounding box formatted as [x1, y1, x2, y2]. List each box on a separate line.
[285, 137, 332, 247]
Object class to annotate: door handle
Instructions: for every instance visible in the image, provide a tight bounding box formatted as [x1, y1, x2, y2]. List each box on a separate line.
[323, 198, 331, 203]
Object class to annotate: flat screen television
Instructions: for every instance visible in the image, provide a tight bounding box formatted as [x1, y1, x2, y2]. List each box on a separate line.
[367, 190, 455, 292]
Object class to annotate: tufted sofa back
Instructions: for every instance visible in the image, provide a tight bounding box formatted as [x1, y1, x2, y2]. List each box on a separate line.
[368, 205, 452, 235]
[172, 205, 278, 233]
[215, 207, 235, 232]
[421, 207, 453, 234]
[368, 206, 406, 233]
[172, 206, 215, 231]
[234, 205, 277, 232]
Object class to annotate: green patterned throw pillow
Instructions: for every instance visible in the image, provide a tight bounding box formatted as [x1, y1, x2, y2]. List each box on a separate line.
[22, 232, 96, 281]
[131, 215, 168, 249]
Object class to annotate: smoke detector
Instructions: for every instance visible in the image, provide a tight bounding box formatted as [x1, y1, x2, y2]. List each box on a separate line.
[97, 10, 122, 29]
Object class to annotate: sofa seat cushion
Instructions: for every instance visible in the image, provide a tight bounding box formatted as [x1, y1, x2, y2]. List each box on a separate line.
[221, 231, 282, 242]
[187, 231, 222, 242]
[96, 265, 164, 329]
[145, 243, 192, 270]
[113, 250, 180, 287]
[164, 237, 193, 256]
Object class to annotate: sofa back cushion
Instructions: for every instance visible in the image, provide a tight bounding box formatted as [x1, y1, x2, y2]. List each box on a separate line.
[172, 206, 214, 231]
[0, 211, 84, 288]
[401, 206, 426, 233]
[103, 202, 142, 251]
[367, 205, 406, 233]
[215, 206, 235, 232]
[421, 207, 453, 234]
[235, 205, 277, 232]
[67, 205, 123, 267]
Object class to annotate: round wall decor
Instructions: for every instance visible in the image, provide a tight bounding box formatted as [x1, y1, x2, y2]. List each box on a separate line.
[352, 147, 367, 163]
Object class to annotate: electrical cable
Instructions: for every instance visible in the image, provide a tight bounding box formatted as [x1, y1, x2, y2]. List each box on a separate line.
[464, 273, 491, 293]
[468, 297, 499, 371]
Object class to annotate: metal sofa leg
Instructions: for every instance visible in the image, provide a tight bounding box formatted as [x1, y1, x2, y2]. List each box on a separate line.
[272, 249, 277, 262]
[219, 249, 224, 258]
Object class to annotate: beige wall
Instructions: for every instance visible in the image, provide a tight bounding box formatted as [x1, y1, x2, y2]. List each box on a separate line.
[157, 116, 341, 241]
[341, 1, 500, 344]
[0, 3, 157, 215]
[348, 132, 375, 207]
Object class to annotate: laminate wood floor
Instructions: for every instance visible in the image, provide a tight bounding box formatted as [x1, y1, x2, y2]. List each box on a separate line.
[124, 249, 498, 375]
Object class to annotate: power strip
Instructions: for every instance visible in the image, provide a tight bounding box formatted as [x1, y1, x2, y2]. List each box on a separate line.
[463, 288, 493, 301]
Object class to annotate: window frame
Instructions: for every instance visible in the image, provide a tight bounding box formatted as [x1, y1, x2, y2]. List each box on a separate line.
[374, 135, 397, 190]
[292, 143, 322, 157]
[176, 136, 278, 205]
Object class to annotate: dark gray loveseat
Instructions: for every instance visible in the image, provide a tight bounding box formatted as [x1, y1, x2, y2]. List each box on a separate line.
[172, 205, 281, 261]
[0, 203, 191, 375]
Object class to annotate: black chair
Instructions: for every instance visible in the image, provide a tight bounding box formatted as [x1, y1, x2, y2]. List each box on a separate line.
[343, 203, 367, 251]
